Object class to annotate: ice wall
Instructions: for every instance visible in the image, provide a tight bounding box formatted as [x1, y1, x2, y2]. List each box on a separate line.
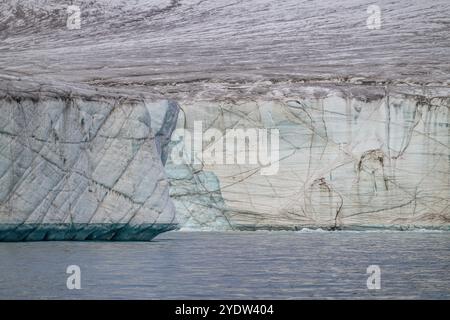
[0, 94, 178, 240]
[0, 85, 449, 238]
[169, 88, 450, 230]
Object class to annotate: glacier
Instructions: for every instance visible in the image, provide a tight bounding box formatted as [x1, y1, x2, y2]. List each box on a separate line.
[1, 0, 449, 240]
[0, 80, 449, 240]
[167, 84, 450, 231]
[0, 88, 179, 240]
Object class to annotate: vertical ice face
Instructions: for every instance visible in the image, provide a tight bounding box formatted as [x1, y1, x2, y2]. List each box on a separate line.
[167, 89, 450, 230]
[164, 108, 232, 231]
[1, 0, 449, 235]
[0, 86, 448, 236]
[0, 95, 179, 240]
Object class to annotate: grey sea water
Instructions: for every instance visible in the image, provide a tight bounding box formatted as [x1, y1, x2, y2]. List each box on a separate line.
[0, 231, 449, 299]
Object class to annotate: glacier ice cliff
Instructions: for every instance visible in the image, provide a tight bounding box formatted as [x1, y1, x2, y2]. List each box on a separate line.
[0, 81, 449, 240]
[166, 85, 450, 231]
[0, 88, 179, 240]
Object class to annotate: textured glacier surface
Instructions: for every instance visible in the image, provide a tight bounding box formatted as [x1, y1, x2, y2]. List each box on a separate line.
[0, 94, 178, 240]
[168, 86, 450, 230]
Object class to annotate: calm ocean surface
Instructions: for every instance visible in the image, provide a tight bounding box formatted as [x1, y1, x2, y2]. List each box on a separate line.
[0, 231, 449, 299]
